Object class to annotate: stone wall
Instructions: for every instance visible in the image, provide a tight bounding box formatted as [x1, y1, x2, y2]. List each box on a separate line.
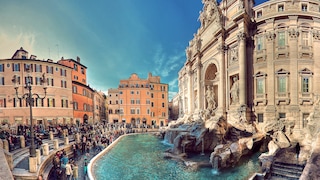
[0, 140, 15, 180]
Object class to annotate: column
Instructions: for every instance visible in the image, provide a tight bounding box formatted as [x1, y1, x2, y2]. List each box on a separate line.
[49, 131, 54, 140]
[42, 143, 49, 156]
[29, 157, 37, 173]
[53, 139, 59, 150]
[20, 135, 25, 148]
[218, 43, 226, 116]
[3, 139, 9, 152]
[36, 149, 41, 165]
[64, 137, 69, 145]
[187, 69, 193, 114]
[196, 59, 202, 110]
[237, 31, 247, 105]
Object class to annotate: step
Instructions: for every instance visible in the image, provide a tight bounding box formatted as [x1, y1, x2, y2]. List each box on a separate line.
[271, 166, 302, 177]
[271, 171, 300, 180]
[273, 162, 304, 171]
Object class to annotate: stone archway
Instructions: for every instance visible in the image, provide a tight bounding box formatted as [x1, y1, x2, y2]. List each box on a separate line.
[204, 63, 218, 110]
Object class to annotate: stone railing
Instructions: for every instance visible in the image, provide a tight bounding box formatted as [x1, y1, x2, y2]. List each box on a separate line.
[0, 140, 15, 180]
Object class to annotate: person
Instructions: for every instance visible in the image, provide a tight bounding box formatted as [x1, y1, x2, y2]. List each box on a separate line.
[65, 160, 73, 180]
[295, 142, 301, 160]
[84, 162, 88, 177]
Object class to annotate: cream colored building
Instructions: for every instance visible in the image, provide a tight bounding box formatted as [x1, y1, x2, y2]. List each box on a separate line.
[0, 47, 73, 126]
[178, 0, 320, 131]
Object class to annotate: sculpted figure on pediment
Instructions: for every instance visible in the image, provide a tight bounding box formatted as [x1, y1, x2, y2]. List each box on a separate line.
[199, 0, 222, 28]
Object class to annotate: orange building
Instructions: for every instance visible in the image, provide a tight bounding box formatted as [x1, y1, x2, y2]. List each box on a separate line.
[58, 57, 94, 125]
[111, 73, 168, 127]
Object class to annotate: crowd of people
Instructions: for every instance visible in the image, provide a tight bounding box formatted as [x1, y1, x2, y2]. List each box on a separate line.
[0, 122, 153, 180]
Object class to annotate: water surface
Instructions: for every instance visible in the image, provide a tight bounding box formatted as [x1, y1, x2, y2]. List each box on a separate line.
[93, 134, 260, 180]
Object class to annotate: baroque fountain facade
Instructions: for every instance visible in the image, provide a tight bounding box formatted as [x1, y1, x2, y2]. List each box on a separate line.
[164, 0, 320, 177]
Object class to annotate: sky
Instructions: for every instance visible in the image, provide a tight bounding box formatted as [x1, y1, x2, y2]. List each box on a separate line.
[0, 0, 267, 100]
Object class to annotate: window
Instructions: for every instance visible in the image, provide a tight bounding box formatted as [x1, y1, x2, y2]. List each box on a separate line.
[151, 102, 154, 107]
[35, 77, 42, 85]
[13, 98, 22, 107]
[0, 64, 4, 72]
[256, 78, 264, 94]
[0, 98, 6, 107]
[130, 109, 135, 114]
[120, 99, 123, 104]
[146, 100, 150, 104]
[61, 99, 68, 108]
[47, 66, 53, 74]
[119, 91, 123, 94]
[74, 64, 78, 71]
[73, 86, 77, 93]
[0, 77, 4, 85]
[60, 69, 67, 77]
[120, 109, 124, 114]
[301, 31, 309, 47]
[35, 98, 44, 107]
[257, 113, 263, 123]
[151, 93, 154, 98]
[278, 76, 286, 93]
[74, 102, 78, 110]
[116, 100, 118, 104]
[136, 109, 140, 114]
[302, 4, 307, 12]
[302, 77, 309, 93]
[25, 76, 33, 85]
[47, 78, 54, 86]
[131, 99, 135, 104]
[61, 80, 67, 88]
[257, 11, 262, 18]
[162, 94, 165, 99]
[24, 64, 33, 72]
[162, 103, 165, 107]
[13, 63, 20, 72]
[35, 64, 42, 72]
[279, 113, 286, 119]
[257, 36, 263, 51]
[81, 67, 85, 74]
[131, 91, 134, 95]
[47, 98, 55, 107]
[278, 4, 284, 12]
[136, 99, 140, 104]
[162, 112, 166, 117]
[278, 31, 285, 47]
[147, 109, 150, 115]
[83, 89, 87, 96]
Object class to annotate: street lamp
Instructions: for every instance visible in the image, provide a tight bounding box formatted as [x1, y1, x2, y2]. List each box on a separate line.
[12, 72, 47, 157]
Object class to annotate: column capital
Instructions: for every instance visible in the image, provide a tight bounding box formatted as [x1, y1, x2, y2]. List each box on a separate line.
[217, 44, 227, 53]
[237, 31, 247, 42]
[265, 31, 276, 41]
[312, 30, 320, 40]
[288, 28, 299, 39]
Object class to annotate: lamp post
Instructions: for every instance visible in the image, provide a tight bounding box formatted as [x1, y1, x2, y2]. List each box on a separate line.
[12, 72, 47, 157]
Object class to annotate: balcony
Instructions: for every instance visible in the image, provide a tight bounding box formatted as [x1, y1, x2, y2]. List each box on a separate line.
[275, 45, 289, 59]
[276, 92, 290, 105]
[255, 49, 266, 62]
[254, 93, 267, 106]
[299, 45, 313, 58]
[299, 92, 313, 105]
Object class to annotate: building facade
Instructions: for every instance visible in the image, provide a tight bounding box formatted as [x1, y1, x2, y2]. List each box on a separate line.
[0, 47, 73, 126]
[108, 73, 169, 127]
[178, 0, 320, 131]
[58, 57, 95, 125]
[107, 88, 120, 123]
[0, 47, 106, 127]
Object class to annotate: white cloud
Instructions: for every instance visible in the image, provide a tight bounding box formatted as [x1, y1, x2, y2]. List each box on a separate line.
[0, 32, 36, 58]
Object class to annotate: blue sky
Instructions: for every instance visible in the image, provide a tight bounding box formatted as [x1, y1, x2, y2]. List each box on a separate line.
[0, 0, 267, 100]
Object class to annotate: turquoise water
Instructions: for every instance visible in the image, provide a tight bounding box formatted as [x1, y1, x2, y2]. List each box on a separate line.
[93, 134, 260, 180]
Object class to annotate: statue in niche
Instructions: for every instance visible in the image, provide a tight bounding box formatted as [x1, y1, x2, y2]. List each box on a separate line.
[185, 47, 192, 61]
[205, 85, 216, 111]
[198, 10, 207, 28]
[194, 33, 202, 52]
[230, 76, 239, 105]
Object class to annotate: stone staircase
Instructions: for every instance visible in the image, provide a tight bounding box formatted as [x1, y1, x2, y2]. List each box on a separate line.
[269, 161, 305, 180]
